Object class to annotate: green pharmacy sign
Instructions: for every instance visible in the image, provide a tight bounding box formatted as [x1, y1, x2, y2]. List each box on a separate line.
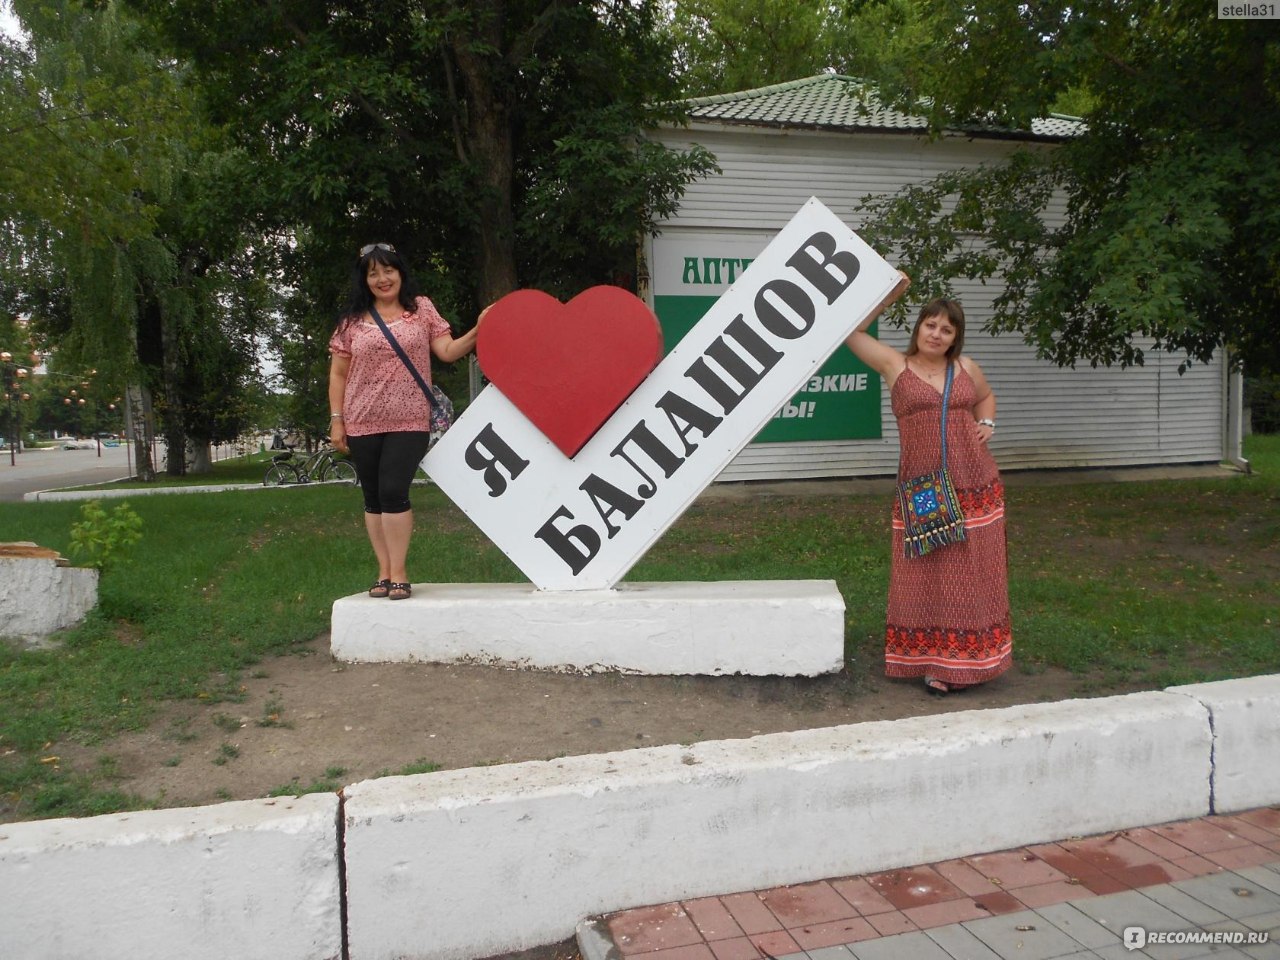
[650, 232, 882, 443]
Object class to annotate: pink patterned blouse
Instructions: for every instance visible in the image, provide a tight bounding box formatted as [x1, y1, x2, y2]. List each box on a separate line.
[328, 296, 452, 437]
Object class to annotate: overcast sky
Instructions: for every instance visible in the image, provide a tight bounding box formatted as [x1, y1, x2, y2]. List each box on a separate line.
[1, 2, 23, 41]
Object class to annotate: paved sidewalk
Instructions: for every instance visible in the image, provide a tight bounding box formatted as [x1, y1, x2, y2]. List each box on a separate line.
[580, 808, 1280, 960]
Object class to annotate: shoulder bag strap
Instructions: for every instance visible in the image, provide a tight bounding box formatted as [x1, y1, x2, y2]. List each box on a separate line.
[939, 362, 954, 470]
[369, 305, 437, 410]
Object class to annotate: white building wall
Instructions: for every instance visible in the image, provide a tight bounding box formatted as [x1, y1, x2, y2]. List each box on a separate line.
[648, 125, 1225, 480]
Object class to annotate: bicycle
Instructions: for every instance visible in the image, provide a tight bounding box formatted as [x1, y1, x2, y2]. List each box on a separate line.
[263, 444, 358, 486]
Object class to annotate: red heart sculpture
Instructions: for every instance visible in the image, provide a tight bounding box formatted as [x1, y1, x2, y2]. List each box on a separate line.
[477, 286, 663, 458]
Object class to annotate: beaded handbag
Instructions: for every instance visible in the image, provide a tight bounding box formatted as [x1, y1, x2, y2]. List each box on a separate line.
[897, 363, 967, 558]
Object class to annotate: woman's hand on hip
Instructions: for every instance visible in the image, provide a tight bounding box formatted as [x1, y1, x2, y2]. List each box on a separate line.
[974, 422, 994, 445]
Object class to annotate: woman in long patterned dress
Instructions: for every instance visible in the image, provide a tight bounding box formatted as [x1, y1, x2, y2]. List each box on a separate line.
[845, 297, 1012, 695]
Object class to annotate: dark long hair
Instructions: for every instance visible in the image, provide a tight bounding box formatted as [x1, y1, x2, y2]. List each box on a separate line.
[905, 298, 966, 360]
[335, 244, 421, 331]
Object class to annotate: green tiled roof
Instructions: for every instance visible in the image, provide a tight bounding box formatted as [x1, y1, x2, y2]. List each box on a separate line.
[682, 74, 1083, 141]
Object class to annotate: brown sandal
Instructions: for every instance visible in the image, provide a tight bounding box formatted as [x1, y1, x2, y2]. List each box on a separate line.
[387, 582, 412, 601]
[369, 579, 391, 598]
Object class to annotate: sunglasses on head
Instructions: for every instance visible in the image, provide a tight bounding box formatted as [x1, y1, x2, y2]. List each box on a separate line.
[359, 242, 395, 257]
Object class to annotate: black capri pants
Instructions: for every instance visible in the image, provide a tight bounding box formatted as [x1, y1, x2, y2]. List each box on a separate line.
[345, 432, 432, 514]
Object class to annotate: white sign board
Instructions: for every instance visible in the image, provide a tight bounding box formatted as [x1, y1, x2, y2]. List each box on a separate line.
[424, 198, 900, 591]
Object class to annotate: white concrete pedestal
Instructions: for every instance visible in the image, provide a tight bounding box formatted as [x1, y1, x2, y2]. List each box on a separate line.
[0, 554, 98, 648]
[330, 580, 846, 676]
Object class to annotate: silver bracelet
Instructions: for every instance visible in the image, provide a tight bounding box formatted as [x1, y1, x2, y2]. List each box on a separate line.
[330, 413, 344, 420]
[977, 418, 996, 429]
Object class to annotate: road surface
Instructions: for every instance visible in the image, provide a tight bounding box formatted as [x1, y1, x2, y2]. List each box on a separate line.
[0, 444, 136, 502]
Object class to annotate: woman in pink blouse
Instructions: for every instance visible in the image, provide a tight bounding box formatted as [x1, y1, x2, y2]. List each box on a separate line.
[328, 243, 484, 600]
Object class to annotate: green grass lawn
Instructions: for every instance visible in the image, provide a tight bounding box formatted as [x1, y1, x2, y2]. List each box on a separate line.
[1, 434, 1277, 820]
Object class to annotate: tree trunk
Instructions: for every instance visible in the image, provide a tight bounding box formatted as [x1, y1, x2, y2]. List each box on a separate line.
[124, 384, 156, 482]
[188, 440, 212, 474]
[160, 306, 186, 477]
[451, 12, 519, 306]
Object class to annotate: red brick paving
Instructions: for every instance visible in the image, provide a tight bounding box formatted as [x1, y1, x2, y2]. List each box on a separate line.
[600, 809, 1280, 956]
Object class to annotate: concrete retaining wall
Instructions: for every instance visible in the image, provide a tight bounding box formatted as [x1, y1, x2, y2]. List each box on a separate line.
[0, 794, 342, 960]
[342, 690, 1212, 960]
[1, 675, 1277, 960]
[1168, 675, 1280, 814]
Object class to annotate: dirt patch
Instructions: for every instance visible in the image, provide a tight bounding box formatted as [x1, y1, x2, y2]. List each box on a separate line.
[53, 632, 1136, 813]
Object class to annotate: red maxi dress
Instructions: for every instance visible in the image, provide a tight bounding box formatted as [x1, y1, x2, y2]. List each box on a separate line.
[885, 364, 1013, 686]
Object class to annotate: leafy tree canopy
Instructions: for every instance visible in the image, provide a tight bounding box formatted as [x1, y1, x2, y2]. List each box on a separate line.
[129, 0, 716, 306]
[3, 0, 278, 472]
[853, 0, 1280, 376]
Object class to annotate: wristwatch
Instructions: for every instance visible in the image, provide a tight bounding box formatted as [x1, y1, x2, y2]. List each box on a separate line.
[977, 418, 996, 429]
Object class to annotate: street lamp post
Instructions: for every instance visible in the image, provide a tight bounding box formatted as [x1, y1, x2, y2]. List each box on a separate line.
[63, 389, 88, 452]
[1, 350, 31, 467]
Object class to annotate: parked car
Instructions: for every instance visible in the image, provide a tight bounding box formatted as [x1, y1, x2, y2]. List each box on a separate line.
[60, 439, 96, 450]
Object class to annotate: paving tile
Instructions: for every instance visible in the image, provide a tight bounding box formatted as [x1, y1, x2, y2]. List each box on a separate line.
[829, 877, 896, 916]
[642, 945, 716, 960]
[1169, 855, 1227, 879]
[1198, 924, 1279, 960]
[970, 890, 1027, 916]
[865, 865, 965, 911]
[720, 892, 782, 935]
[1152, 820, 1252, 856]
[1235, 809, 1280, 838]
[866, 910, 916, 937]
[1071, 889, 1191, 938]
[1033, 901, 1124, 950]
[1030, 843, 1115, 885]
[1128, 827, 1206, 862]
[1060, 834, 1168, 876]
[1092, 944, 1157, 959]
[683, 898, 745, 942]
[1172, 872, 1280, 918]
[609, 903, 704, 954]
[707, 938, 765, 960]
[923, 922, 1003, 959]
[935, 858, 1004, 897]
[964, 848, 1072, 888]
[902, 897, 992, 930]
[1204, 920, 1280, 959]
[848, 930, 953, 960]
[1077, 872, 1137, 896]
[1071, 889, 1236, 960]
[1105, 861, 1195, 890]
[1216, 817, 1280, 846]
[804, 947, 856, 960]
[743, 930, 801, 956]
[757, 881, 857, 927]
[962, 908, 1088, 960]
[1240, 909, 1280, 933]
[1175, 949, 1249, 960]
[788, 916, 878, 950]
[1014, 880, 1099, 910]
[1204, 846, 1280, 872]
[1139, 883, 1230, 926]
